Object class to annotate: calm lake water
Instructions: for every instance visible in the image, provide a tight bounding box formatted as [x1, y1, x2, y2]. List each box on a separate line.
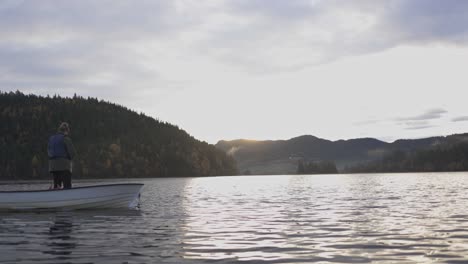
[2, 172, 468, 263]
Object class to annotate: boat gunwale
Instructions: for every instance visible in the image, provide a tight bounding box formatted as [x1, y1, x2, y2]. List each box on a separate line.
[0, 183, 144, 193]
[0, 192, 139, 204]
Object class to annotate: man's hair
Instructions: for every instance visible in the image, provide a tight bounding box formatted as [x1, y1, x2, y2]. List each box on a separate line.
[58, 122, 70, 133]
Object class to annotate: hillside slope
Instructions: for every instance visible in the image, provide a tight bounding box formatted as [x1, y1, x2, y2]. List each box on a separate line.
[0, 92, 238, 179]
[216, 134, 467, 174]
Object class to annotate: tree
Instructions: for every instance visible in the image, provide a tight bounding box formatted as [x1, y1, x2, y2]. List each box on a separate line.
[297, 160, 338, 174]
[0, 92, 238, 180]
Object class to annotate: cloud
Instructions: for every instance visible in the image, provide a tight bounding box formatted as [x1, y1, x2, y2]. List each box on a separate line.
[405, 125, 436, 130]
[0, 1, 180, 40]
[382, 0, 468, 44]
[0, 0, 191, 105]
[228, 0, 319, 19]
[452, 116, 468, 122]
[402, 121, 435, 130]
[2, 0, 468, 85]
[394, 108, 447, 130]
[353, 119, 380, 126]
[356, 108, 448, 132]
[396, 108, 448, 121]
[1, 0, 468, 136]
[198, 0, 468, 72]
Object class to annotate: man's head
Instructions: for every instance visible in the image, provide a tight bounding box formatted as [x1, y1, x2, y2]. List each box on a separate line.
[58, 122, 70, 135]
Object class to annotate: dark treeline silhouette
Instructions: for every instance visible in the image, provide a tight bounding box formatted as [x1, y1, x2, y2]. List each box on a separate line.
[346, 142, 468, 173]
[297, 160, 338, 174]
[0, 91, 238, 180]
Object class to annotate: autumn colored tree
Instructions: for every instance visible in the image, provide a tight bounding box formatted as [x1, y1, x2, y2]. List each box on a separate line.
[0, 91, 238, 179]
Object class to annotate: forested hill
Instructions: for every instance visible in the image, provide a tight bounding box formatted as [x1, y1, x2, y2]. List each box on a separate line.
[216, 134, 468, 175]
[0, 91, 238, 180]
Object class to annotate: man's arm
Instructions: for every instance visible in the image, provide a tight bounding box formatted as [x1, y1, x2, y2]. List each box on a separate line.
[64, 137, 77, 160]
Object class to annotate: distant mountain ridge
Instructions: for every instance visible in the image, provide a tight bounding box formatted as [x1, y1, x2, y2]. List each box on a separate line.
[216, 134, 468, 175]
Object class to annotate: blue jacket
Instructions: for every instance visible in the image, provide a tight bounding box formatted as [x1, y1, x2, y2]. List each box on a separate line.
[48, 133, 70, 160]
[48, 133, 76, 172]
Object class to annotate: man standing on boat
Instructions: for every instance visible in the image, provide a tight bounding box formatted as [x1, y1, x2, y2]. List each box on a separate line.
[48, 122, 77, 189]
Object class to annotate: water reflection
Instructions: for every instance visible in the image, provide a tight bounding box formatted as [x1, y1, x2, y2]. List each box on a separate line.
[43, 213, 76, 258]
[181, 176, 311, 261]
[0, 209, 144, 264]
[179, 174, 468, 263]
[3, 174, 468, 263]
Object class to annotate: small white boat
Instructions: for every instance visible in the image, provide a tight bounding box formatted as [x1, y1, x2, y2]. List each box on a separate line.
[0, 183, 144, 211]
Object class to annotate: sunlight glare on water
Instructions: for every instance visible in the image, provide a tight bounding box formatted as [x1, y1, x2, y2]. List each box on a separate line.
[2, 173, 468, 263]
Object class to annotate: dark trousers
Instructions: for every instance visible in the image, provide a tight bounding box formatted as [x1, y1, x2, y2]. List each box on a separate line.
[52, 171, 72, 189]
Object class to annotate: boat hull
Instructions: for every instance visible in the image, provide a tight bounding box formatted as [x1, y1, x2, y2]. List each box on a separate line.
[0, 184, 143, 211]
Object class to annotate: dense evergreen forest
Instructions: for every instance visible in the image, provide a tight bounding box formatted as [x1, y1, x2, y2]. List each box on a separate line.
[346, 142, 468, 173]
[0, 91, 238, 180]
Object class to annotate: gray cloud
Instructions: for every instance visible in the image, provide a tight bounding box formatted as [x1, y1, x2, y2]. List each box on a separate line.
[353, 119, 380, 126]
[382, 0, 468, 44]
[198, 0, 468, 72]
[452, 116, 468, 122]
[0, 1, 180, 39]
[228, 0, 319, 20]
[2, 0, 468, 103]
[396, 108, 448, 121]
[394, 108, 448, 130]
[405, 125, 436, 130]
[0, 1, 188, 104]
[2, 1, 468, 77]
[401, 121, 434, 130]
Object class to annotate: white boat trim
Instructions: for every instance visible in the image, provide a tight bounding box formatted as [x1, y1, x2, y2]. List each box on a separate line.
[0, 183, 144, 211]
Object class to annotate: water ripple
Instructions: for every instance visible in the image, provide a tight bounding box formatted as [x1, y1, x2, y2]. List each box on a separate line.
[2, 173, 468, 263]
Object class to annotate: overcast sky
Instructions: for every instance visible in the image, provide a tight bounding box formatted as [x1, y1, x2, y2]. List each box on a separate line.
[1, 0, 468, 143]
